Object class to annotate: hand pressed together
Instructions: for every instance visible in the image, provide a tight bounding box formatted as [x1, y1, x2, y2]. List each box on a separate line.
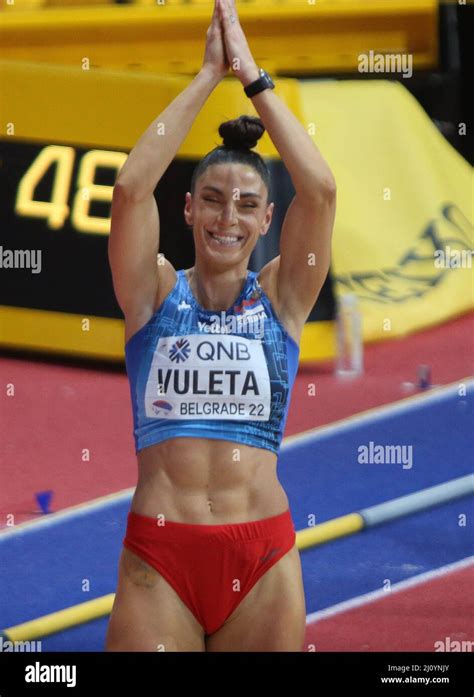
[201, 0, 259, 85]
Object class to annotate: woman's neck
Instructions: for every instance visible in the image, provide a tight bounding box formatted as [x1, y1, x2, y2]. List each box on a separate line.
[186, 264, 249, 311]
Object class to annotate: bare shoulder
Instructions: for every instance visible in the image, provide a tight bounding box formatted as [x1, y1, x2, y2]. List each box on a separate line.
[124, 258, 177, 344]
[155, 257, 179, 308]
[257, 257, 305, 347]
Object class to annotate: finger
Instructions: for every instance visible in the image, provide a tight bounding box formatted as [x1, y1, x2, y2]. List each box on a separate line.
[215, 0, 224, 28]
[210, 0, 222, 32]
[221, 0, 239, 29]
[226, 0, 237, 20]
[218, 0, 229, 30]
[219, 0, 230, 24]
[210, 0, 218, 26]
[217, 0, 227, 21]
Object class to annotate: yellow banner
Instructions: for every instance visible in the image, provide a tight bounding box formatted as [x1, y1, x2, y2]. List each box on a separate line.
[300, 79, 473, 340]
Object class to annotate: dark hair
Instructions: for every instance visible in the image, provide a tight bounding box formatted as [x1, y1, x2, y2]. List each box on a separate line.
[190, 115, 271, 203]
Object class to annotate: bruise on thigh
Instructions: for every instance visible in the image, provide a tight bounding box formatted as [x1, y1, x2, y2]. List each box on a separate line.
[121, 547, 160, 589]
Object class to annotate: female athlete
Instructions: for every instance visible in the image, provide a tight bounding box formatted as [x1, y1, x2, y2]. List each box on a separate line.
[105, 0, 336, 652]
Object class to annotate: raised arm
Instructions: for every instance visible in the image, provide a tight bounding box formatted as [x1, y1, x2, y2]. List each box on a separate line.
[219, 0, 336, 326]
[109, 0, 228, 320]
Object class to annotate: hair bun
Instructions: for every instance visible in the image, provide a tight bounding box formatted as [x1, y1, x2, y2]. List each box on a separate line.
[218, 115, 265, 150]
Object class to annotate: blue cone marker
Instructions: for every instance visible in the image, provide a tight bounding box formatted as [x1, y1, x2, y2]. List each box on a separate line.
[417, 365, 431, 390]
[35, 490, 53, 514]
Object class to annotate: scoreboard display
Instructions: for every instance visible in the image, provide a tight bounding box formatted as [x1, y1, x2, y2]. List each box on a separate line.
[1, 137, 128, 360]
[2, 139, 125, 315]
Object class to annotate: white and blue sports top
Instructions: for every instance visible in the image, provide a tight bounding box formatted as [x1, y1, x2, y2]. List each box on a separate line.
[125, 268, 300, 456]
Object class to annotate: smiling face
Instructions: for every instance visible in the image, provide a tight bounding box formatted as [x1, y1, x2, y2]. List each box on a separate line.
[185, 163, 274, 270]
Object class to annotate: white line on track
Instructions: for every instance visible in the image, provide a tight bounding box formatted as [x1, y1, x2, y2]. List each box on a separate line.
[305, 556, 474, 624]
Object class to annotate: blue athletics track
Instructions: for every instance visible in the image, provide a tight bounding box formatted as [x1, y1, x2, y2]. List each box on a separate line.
[1, 312, 473, 651]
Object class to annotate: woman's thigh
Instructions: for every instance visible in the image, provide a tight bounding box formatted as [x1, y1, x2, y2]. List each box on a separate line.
[105, 547, 205, 652]
[205, 544, 306, 652]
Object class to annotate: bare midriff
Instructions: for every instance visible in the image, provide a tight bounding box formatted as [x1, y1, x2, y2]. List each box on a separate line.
[130, 436, 290, 525]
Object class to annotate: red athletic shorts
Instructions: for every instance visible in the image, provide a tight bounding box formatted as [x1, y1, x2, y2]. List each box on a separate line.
[122, 508, 296, 636]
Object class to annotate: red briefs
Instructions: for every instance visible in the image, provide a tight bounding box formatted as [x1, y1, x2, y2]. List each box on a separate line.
[122, 508, 296, 636]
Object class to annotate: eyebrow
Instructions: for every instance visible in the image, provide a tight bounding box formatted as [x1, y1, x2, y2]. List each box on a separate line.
[201, 185, 261, 199]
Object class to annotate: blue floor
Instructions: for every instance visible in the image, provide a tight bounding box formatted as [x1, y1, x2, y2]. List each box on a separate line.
[1, 385, 473, 651]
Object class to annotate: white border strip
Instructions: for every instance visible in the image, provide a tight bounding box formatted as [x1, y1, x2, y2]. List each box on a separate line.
[306, 556, 474, 624]
[2, 377, 472, 539]
[283, 377, 473, 452]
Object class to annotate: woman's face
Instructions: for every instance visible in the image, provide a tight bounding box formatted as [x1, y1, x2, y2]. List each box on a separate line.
[184, 163, 274, 267]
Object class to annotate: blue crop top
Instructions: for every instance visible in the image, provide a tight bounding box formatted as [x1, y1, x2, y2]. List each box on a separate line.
[124, 268, 300, 456]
